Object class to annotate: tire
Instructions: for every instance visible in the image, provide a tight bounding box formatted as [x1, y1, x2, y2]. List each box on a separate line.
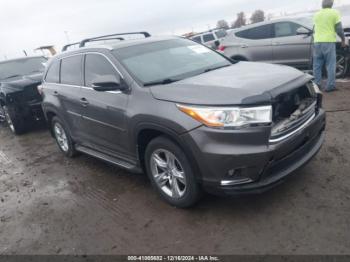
[145, 136, 202, 208]
[51, 116, 77, 157]
[2, 105, 26, 135]
[336, 53, 348, 78]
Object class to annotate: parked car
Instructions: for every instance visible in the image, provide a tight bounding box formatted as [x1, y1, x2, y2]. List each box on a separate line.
[41, 32, 325, 207]
[220, 17, 350, 77]
[0, 56, 47, 134]
[191, 29, 227, 49]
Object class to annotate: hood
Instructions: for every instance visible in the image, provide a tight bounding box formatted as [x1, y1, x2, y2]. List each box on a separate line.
[0, 72, 43, 92]
[150, 62, 312, 106]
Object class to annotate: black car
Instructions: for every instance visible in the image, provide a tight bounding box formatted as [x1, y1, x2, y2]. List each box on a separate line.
[41, 32, 325, 207]
[0, 56, 47, 134]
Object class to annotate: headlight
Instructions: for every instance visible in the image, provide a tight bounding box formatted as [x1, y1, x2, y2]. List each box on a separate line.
[177, 104, 272, 128]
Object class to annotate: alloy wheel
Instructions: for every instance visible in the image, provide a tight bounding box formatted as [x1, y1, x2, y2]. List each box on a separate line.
[53, 122, 69, 152]
[3, 107, 15, 133]
[336, 54, 347, 78]
[150, 149, 187, 199]
[0, 107, 5, 122]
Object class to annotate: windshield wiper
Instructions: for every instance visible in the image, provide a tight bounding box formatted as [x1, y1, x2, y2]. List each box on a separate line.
[143, 78, 181, 87]
[203, 64, 231, 73]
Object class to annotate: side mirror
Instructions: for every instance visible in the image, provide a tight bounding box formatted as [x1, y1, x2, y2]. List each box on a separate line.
[297, 27, 312, 36]
[92, 81, 121, 92]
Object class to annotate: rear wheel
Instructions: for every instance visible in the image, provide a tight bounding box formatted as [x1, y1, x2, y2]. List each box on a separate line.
[51, 116, 77, 157]
[2, 105, 26, 135]
[145, 136, 202, 208]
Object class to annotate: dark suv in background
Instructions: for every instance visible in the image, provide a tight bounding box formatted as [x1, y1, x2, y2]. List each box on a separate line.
[0, 56, 47, 134]
[41, 32, 325, 207]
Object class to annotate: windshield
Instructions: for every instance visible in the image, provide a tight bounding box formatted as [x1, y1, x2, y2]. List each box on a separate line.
[0, 57, 47, 80]
[112, 39, 231, 85]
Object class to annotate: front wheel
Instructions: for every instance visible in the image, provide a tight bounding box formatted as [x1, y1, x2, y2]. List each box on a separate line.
[145, 136, 202, 208]
[2, 105, 26, 135]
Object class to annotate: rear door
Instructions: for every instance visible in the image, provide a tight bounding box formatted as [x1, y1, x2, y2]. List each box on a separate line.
[57, 55, 85, 139]
[272, 22, 312, 68]
[79, 52, 129, 156]
[235, 24, 274, 62]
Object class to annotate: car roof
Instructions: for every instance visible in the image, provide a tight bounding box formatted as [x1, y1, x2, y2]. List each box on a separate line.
[233, 17, 313, 32]
[55, 36, 181, 60]
[0, 56, 45, 64]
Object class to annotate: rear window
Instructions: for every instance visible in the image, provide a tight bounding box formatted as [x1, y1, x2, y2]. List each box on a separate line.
[236, 24, 273, 40]
[203, 33, 215, 42]
[45, 60, 60, 83]
[60, 55, 83, 86]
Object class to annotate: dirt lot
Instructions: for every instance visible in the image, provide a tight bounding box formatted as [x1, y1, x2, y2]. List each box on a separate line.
[0, 81, 350, 255]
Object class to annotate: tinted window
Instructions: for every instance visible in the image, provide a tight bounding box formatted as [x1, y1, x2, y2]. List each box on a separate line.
[203, 33, 215, 42]
[45, 60, 60, 83]
[236, 24, 273, 40]
[274, 22, 304, 38]
[192, 36, 202, 43]
[84, 54, 120, 87]
[60, 55, 83, 86]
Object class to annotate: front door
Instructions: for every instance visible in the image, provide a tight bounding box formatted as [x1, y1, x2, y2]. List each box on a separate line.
[79, 53, 129, 156]
[272, 22, 312, 68]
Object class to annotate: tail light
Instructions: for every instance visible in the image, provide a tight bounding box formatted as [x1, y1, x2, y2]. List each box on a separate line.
[218, 45, 226, 52]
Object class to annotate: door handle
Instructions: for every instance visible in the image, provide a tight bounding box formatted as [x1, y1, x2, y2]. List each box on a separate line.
[80, 98, 89, 107]
[272, 42, 280, 46]
[53, 91, 59, 96]
[240, 44, 248, 48]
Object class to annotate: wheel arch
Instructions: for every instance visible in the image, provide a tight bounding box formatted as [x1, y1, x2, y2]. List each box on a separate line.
[135, 124, 202, 180]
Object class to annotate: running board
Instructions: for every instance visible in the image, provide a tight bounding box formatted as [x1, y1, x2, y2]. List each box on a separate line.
[75, 145, 141, 173]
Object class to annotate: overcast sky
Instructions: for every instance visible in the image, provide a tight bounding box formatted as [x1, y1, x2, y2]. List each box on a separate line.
[0, 0, 348, 59]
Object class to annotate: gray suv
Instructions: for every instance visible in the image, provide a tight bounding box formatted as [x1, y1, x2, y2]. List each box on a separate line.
[41, 32, 325, 207]
[221, 17, 349, 77]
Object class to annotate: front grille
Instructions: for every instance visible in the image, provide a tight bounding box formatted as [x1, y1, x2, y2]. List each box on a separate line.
[270, 83, 318, 143]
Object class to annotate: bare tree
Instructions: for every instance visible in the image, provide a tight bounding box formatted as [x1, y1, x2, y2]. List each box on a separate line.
[231, 12, 246, 29]
[250, 10, 265, 24]
[216, 19, 230, 30]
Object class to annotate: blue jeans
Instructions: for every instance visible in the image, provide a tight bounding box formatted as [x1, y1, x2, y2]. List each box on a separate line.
[313, 43, 336, 91]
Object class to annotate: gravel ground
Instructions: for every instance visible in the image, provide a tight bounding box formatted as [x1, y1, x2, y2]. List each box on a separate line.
[0, 80, 349, 255]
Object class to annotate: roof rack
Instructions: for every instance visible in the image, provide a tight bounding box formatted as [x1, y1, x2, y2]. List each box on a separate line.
[61, 32, 151, 52]
[79, 32, 151, 48]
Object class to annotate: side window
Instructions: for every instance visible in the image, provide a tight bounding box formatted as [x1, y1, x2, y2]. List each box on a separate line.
[84, 54, 120, 88]
[45, 60, 60, 83]
[192, 36, 202, 43]
[274, 22, 304, 38]
[203, 33, 215, 43]
[60, 55, 83, 86]
[236, 24, 273, 40]
[215, 30, 227, 39]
